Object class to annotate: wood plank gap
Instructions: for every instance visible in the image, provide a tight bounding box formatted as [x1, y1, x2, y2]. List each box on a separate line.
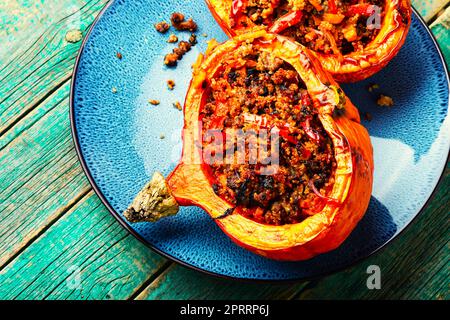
[0, 151, 81, 236]
[0, 76, 71, 138]
[289, 280, 320, 300]
[0, 91, 69, 152]
[427, 1, 450, 26]
[0, 187, 92, 271]
[128, 261, 173, 300]
[0, 134, 71, 199]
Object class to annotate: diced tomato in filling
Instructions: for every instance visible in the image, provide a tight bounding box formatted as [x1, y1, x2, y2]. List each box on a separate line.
[201, 45, 336, 226]
[236, 0, 385, 55]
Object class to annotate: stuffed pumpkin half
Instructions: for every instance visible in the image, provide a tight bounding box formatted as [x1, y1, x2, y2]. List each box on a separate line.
[125, 31, 374, 261]
[206, 0, 411, 82]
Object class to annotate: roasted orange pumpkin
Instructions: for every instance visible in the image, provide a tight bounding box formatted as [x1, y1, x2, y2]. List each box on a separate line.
[206, 0, 411, 82]
[125, 30, 374, 261]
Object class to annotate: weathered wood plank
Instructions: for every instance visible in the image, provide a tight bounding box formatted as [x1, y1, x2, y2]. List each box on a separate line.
[0, 192, 167, 300]
[0, 0, 108, 134]
[0, 83, 90, 266]
[0, 80, 169, 299]
[0, 79, 166, 280]
[431, 6, 450, 66]
[136, 264, 307, 300]
[413, 0, 449, 21]
[0, 0, 93, 64]
[0, 78, 70, 150]
[405, 243, 449, 300]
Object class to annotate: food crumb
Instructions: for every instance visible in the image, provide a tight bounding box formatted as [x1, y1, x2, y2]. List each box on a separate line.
[167, 80, 176, 90]
[368, 83, 380, 92]
[377, 94, 394, 107]
[164, 53, 179, 66]
[189, 34, 198, 45]
[167, 34, 178, 43]
[173, 101, 182, 110]
[164, 40, 193, 67]
[116, 52, 123, 59]
[175, 41, 192, 55]
[155, 21, 170, 33]
[161, 13, 199, 67]
[160, 134, 166, 139]
[364, 112, 373, 121]
[149, 99, 160, 105]
[112, 87, 118, 94]
[170, 12, 198, 31]
[65, 29, 83, 43]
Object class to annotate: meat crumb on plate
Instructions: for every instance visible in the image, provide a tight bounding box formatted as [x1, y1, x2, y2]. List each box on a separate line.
[164, 53, 179, 66]
[377, 94, 394, 107]
[170, 12, 197, 31]
[173, 101, 182, 111]
[167, 80, 176, 90]
[155, 21, 170, 33]
[165, 41, 193, 67]
[161, 13, 199, 68]
[167, 34, 178, 43]
[189, 34, 197, 45]
[368, 83, 380, 92]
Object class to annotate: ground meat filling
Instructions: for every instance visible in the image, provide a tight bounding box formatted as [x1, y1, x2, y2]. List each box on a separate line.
[201, 45, 336, 226]
[237, 0, 385, 55]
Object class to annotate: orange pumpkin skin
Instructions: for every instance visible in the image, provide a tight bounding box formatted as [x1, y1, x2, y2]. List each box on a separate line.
[205, 0, 412, 83]
[153, 31, 374, 261]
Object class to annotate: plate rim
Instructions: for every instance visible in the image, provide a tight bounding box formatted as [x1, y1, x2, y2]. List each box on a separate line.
[69, 1, 450, 283]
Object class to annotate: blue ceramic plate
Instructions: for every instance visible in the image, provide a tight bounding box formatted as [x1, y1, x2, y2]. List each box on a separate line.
[71, 0, 450, 281]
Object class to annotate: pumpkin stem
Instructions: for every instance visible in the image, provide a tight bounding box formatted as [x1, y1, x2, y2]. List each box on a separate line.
[124, 172, 179, 223]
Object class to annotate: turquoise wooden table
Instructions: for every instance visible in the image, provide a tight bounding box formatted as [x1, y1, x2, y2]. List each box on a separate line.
[0, 0, 449, 300]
